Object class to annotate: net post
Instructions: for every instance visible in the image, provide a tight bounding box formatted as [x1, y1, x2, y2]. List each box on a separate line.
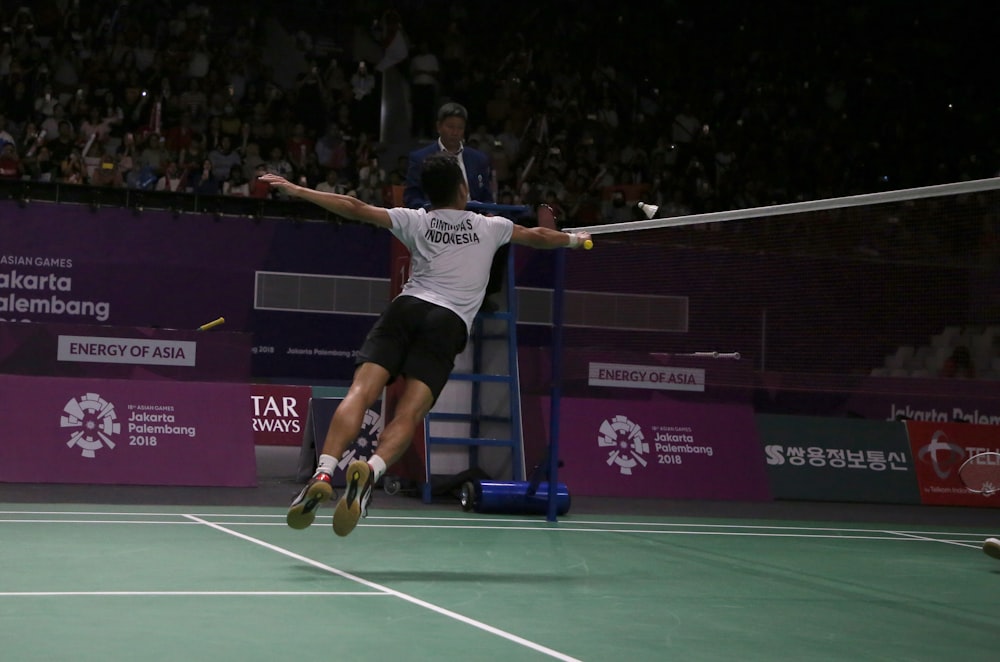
[546, 247, 567, 522]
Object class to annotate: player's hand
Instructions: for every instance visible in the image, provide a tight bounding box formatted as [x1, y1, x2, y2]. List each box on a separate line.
[570, 231, 593, 250]
[260, 173, 289, 187]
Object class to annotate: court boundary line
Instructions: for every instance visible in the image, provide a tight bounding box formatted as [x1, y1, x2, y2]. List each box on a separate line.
[883, 529, 982, 550]
[0, 591, 386, 597]
[182, 514, 583, 662]
[0, 510, 989, 543]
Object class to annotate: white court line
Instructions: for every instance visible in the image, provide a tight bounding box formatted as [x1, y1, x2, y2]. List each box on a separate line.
[0, 517, 980, 541]
[183, 514, 583, 662]
[0, 510, 993, 537]
[883, 529, 983, 550]
[0, 591, 384, 597]
[0, 511, 988, 543]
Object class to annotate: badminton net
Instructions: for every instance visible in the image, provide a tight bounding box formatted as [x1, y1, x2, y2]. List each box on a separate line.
[520, 178, 1000, 397]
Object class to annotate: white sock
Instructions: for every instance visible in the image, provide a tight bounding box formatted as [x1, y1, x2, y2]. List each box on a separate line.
[368, 455, 387, 482]
[317, 454, 337, 475]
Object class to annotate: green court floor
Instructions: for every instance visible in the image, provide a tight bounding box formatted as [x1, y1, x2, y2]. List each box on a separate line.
[0, 504, 996, 661]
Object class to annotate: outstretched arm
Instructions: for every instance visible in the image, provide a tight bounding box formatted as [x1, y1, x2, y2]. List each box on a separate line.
[510, 224, 592, 250]
[260, 174, 392, 228]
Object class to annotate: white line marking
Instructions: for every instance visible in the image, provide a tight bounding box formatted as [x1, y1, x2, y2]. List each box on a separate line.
[0, 591, 384, 597]
[0, 509, 992, 531]
[183, 514, 583, 662]
[0, 516, 988, 543]
[883, 530, 982, 550]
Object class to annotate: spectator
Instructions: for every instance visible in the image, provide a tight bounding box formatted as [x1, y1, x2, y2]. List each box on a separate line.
[155, 160, 187, 193]
[78, 107, 113, 147]
[208, 135, 243, 181]
[315, 123, 348, 174]
[285, 122, 314, 174]
[0, 142, 22, 180]
[0, 114, 16, 150]
[264, 146, 293, 179]
[34, 83, 59, 119]
[293, 61, 330, 136]
[179, 78, 208, 122]
[356, 155, 387, 205]
[349, 60, 377, 135]
[190, 157, 220, 195]
[98, 92, 124, 138]
[164, 111, 196, 155]
[90, 152, 124, 188]
[222, 164, 250, 196]
[24, 144, 56, 182]
[409, 41, 441, 139]
[316, 168, 347, 195]
[46, 120, 78, 166]
[138, 133, 169, 179]
[219, 103, 243, 139]
[941, 345, 976, 379]
[249, 163, 271, 199]
[60, 149, 86, 184]
[40, 104, 68, 140]
[241, 142, 266, 181]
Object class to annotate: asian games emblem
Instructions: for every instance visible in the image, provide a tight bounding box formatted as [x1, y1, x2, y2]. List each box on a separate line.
[598, 414, 649, 475]
[337, 407, 383, 469]
[61, 392, 121, 458]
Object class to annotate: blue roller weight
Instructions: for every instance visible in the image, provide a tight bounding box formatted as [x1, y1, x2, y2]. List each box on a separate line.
[470, 480, 571, 516]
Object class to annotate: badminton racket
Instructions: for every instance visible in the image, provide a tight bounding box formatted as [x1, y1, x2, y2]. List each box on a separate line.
[197, 317, 225, 331]
[958, 451, 1000, 497]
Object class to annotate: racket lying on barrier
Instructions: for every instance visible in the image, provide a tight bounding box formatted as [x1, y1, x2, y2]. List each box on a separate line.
[958, 452, 1000, 496]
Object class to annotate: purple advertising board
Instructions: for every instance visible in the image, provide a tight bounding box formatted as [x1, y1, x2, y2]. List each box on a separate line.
[0, 320, 250, 382]
[0, 374, 256, 487]
[0, 200, 388, 381]
[546, 397, 771, 500]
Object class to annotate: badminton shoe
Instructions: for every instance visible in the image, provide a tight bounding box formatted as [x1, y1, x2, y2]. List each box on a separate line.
[983, 538, 1000, 560]
[332, 459, 374, 537]
[286, 471, 335, 529]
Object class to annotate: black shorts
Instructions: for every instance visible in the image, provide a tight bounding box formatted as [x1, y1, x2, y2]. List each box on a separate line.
[356, 295, 468, 401]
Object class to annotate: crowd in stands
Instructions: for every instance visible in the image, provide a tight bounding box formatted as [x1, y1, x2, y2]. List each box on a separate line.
[0, 1, 998, 229]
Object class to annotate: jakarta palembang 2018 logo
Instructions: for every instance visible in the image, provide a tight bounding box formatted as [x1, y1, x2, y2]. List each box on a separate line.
[598, 414, 649, 476]
[60, 392, 121, 458]
[337, 407, 383, 470]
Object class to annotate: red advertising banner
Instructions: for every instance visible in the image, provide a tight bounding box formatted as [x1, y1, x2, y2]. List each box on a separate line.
[0, 374, 256, 487]
[905, 420, 1000, 507]
[250, 383, 312, 446]
[549, 397, 771, 500]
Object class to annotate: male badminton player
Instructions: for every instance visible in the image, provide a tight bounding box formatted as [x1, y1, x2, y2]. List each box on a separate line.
[261, 154, 591, 536]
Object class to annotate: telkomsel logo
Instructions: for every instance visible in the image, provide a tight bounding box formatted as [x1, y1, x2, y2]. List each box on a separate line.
[61, 392, 121, 458]
[598, 415, 649, 476]
[917, 429, 966, 479]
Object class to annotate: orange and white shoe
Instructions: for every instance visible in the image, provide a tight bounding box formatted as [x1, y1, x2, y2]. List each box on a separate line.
[332, 460, 374, 537]
[286, 471, 334, 529]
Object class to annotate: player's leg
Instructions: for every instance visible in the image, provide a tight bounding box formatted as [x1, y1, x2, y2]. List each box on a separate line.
[332, 298, 466, 536]
[286, 362, 391, 529]
[333, 376, 434, 537]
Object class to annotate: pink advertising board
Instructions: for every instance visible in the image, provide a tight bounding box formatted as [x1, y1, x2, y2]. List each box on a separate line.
[0, 374, 256, 486]
[549, 397, 771, 500]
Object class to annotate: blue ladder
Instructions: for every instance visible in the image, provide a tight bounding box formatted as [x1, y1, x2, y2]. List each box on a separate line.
[422, 246, 524, 503]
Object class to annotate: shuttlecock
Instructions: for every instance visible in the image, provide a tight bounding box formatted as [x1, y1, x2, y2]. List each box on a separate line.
[638, 202, 659, 219]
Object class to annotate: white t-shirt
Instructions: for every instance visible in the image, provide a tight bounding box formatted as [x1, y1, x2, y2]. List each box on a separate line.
[387, 207, 514, 334]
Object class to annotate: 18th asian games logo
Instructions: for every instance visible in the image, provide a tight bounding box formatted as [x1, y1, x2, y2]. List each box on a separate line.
[60, 392, 121, 458]
[598, 415, 649, 475]
[337, 407, 383, 470]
